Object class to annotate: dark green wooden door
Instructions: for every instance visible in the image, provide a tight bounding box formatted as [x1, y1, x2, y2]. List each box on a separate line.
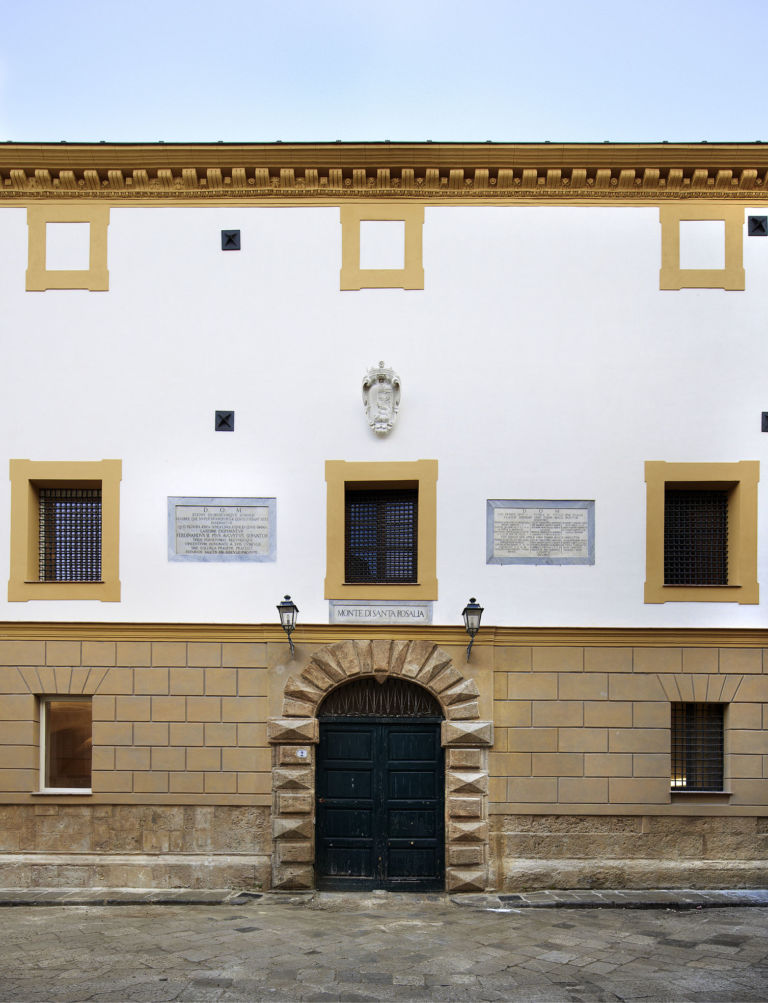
[316, 719, 444, 891]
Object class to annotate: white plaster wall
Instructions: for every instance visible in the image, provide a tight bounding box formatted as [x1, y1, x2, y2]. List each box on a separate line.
[0, 202, 767, 627]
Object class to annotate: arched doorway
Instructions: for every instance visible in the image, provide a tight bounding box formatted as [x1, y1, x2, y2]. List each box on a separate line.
[267, 639, 493, 893]
[316, 676, 444, 891]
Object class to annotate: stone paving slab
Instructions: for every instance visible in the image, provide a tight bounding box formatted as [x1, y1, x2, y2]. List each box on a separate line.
[0, 896, 766, 1002]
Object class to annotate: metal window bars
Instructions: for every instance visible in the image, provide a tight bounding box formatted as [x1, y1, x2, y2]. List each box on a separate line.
[671, 702, 724, 791]
[38, 488, 102, 582]
[664, 489, 728, 586]
[345, 488, 417, 584]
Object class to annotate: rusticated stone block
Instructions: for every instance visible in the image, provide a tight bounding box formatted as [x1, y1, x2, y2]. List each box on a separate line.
[445, 699, 480, 720]
[447, 771, 488, 795]
[282, 697, 317, 718]
[310, 651, 345, 683]
[371, 640, 393, 674]
[446, 867, 486, 892]
[442, 678, 480, 704]
[277, 745, 314, 766]
[389, 640, 410, 675]
[417, 648, 452, 684]
[302, 661, 335, 692]
[277, 840, 314, 863]
[330, 640, 360, 677]
[430, 664, 463, 693]
[273, 766, 313, 791]
[272, 863, 314, 890]
[354, 640, 373, 674]
[401, 640, 436, 678]
[284, 675, 323, 706]
[273, 816, 313, 841]
[447, 844, 484, 867]
[447, 748, 483, 770]
[276, 792, 312, 815]
[448, 796, 483, 819]
[448, 820, 489, 843]
[267, 717, 319, 744]
[442, 720, 493, 747]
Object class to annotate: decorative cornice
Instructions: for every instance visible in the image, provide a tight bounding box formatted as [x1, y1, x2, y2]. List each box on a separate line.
[1, 142, 768, 202]
[0, 621, 766, 647]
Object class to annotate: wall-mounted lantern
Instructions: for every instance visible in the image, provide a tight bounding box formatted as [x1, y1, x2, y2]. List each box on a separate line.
[462, 597, 484, 662]
[277, 594, 299, 657]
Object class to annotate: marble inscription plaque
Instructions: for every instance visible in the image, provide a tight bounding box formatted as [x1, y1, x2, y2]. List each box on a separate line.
[168, 497, 276, 562]
[487, 500, 594, 565]
[329, 601, 433, 625]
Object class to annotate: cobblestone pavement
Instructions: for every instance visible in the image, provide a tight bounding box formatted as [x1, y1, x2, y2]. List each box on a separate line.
[0, 895, 767, 1002]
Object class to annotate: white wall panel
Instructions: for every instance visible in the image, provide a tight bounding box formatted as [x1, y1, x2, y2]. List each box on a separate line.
[0, 203, 766, 626]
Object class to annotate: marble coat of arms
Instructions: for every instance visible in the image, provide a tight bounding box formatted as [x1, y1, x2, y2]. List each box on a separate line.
[362, 361, 401, 436]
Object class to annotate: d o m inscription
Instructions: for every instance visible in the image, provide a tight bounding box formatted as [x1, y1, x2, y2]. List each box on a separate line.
[168, 497, 276, 562]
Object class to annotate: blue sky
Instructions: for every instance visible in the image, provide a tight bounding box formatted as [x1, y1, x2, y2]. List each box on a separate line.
[1, 0, 765, 143]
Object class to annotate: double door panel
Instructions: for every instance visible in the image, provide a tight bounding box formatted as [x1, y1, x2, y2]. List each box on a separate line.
[316, 720, 444, 891]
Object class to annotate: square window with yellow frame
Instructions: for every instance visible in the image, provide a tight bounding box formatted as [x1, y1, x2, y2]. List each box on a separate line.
[644, 460, 758, 603]
[8, 459, 121, 601]
[325, 460, 437, 600]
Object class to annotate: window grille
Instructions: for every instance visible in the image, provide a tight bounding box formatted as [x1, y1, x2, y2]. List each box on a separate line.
[38, 488, 102, 582]
[671, 702, 724, 791]
[664, 489, 728, 585]
[319, 676, 442, 718]
[345, 488, 417, 584]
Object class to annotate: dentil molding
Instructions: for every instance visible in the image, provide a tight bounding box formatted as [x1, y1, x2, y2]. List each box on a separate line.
[2, 142, 768, 202]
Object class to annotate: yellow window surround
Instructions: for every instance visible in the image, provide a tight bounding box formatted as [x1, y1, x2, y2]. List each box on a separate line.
[325, 459, 438, 600]
[339, 204, 424, 290]
[659, 204, 744, 291]
[8, 459, 122, 602]
[644, 460, 758, 604]
[26, 205, 110, 292]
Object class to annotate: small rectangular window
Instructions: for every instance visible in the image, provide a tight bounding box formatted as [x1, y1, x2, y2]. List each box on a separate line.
[664, 488, 728, 586]
[671, 702, 724, 792]
[644, 461, 758, 604]
[41, 698, 92, 791]
[38, 488, 102, 582]
[8, 459, 121, 602]
[345, 488, 418, 584]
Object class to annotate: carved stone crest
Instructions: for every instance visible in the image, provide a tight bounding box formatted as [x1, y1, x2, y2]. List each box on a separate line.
[362, 361, 401, 436]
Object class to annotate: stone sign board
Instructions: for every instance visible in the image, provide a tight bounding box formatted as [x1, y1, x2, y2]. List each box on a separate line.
[168, 496, 276, 562]
[487, 499, 595, 565]
[329, 601, 433, 625]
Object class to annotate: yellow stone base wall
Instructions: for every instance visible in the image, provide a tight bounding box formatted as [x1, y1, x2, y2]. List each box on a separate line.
[490, 643, 768, 811]
[0, 628, 766, 891]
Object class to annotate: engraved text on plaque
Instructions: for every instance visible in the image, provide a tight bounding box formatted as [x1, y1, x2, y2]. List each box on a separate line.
[487, 500, 594, 565]
[168, 497, 276, 562]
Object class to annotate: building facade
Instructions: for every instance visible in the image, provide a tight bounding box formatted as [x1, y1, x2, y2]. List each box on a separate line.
[0, 141, 766, 892]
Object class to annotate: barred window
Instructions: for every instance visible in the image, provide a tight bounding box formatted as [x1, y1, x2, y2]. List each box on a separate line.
[671, 702, 724, 792]
[345, 488, 417, 584]
[38, 488, 102, 582]
[664, 488, 728, 586]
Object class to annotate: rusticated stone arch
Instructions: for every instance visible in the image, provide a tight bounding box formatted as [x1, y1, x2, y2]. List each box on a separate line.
[268, 639, 493, 894]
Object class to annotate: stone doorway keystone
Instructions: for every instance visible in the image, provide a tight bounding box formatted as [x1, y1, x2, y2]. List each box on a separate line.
[267, 639, 493, 893]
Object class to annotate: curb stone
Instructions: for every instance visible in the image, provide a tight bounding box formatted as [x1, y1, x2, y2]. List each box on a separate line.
[0, 886, 767, 909]
[450, 888, 768, 910]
